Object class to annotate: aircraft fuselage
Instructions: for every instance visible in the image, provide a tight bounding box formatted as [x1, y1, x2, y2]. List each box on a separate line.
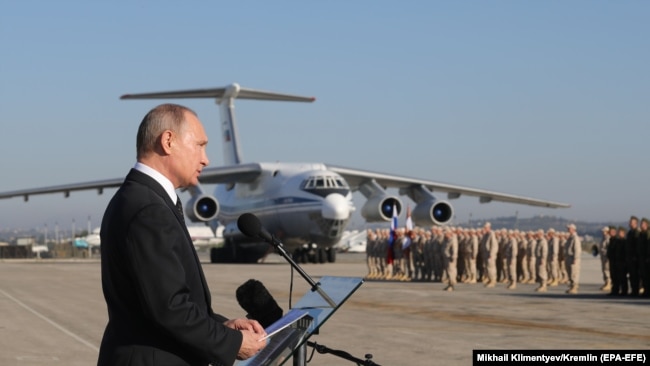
[213, 162, 353, 262]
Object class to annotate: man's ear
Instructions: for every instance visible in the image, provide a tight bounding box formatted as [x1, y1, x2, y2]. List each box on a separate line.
[159, 130, 174, 155]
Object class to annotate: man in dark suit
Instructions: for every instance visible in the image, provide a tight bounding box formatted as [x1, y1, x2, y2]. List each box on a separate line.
[98, 104, 266, 366]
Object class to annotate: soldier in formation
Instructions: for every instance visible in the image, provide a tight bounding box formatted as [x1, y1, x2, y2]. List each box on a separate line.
[364, 222, 584, 294]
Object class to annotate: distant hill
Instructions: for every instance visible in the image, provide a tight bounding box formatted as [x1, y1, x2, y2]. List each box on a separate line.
[467, 215, 624, 238]
[361, 214, 625, 239]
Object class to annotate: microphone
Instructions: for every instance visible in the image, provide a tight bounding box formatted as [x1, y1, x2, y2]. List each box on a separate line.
[236, 279, 283, 328]
[237, 213, 273, 243]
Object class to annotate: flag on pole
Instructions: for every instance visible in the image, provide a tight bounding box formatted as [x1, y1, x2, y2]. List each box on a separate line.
[388, 203, 398, 247]
[386, 203, 398, 264]
[403, 205, 413, 249]
[405, 204, 413, 231]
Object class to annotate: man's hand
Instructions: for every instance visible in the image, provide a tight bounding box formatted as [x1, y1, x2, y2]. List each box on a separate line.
[224, 318, 267, 360]
[224, 318, 266, 335]
[236, 329, 268, 360]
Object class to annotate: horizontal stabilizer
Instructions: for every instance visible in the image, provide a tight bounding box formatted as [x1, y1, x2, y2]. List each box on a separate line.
[120, 83, 315, 103]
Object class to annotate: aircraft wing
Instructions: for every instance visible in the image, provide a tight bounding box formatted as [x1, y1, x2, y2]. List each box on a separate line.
[326, 164, 570, 209]
[0, 178, 124, 202]
[197, 163, 263, 184]
[0, 163, 263, 202]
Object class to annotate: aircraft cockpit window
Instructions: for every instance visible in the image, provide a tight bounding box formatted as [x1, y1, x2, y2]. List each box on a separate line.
[301, 175, 350, 197]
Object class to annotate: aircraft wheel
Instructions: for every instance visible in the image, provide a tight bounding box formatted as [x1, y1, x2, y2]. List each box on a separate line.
[326, 248, 336, 263]
[317, 248, 326, 264]
[210, 246, 232, 263]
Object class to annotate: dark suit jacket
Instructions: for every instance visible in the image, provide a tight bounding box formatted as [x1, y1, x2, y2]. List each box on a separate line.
[98, 169, 242, 366]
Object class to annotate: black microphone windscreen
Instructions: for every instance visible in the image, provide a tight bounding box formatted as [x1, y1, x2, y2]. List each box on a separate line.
[236, 279, 283, 328]
[237, 213, 261, 238]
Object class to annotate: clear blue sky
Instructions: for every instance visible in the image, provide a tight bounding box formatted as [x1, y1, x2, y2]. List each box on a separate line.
[1, 1, 648, 230]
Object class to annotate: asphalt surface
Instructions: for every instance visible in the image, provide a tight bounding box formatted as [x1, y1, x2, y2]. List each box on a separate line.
[0, 252, 648, 366]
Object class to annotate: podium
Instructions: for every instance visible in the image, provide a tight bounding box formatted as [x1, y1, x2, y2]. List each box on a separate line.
[236, 276, 364, 366]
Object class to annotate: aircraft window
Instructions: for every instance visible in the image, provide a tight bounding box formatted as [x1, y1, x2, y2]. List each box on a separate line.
[303, 176, 349, 190]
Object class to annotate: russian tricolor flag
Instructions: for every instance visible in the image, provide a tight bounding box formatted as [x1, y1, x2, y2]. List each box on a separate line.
[386, 203, 398, 265]
[388, 203, 398, 247]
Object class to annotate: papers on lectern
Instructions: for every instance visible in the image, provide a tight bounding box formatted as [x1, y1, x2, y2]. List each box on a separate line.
[259, 308, 309, 342]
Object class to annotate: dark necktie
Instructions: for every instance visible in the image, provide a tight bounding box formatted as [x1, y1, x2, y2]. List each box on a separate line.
[175, 196, 185, 223]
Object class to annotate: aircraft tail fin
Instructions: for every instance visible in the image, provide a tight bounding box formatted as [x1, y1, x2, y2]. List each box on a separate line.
[121, 83, 315, 165]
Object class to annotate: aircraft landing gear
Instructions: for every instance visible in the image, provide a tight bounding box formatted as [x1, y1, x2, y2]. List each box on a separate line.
[210, 240, 267, 263]
[292, 244, 336, 264]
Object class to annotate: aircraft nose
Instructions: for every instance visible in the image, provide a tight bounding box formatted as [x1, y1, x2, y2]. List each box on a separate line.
[321, 193, 350, 220]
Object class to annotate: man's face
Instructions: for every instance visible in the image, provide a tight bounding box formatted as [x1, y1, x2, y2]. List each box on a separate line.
[629, 218, 638, 230]
[641, 221, 648, 231]
[170, 112, 209, 188]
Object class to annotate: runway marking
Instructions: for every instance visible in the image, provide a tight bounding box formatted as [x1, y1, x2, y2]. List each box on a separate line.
[0, 288, 100, 352]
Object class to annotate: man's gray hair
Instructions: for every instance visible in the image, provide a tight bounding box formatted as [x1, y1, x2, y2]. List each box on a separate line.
[136, 103, 197, 159]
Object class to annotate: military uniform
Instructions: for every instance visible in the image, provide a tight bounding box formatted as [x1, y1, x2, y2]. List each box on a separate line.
[497, 230, 508, 283]
[599, 227, 611, 291]
[607, 227, 622, 295]
[526, 233, 537, 284]
[517, 233, 529, 283]
[365, 230, 377, 279]
[547, 230, 560, 286]
[467, 230, 479, 284]
[481, 225, 499, 288]
[412, 231, 426, 281]
[535, 231, 549, 292]
[564, 224, 581, 294]
[505, 233, 518, 289]
[558, 234, 568, 284]
[433, 230, 444, 282]
[442, 229, 458, 291]
[423, 231, 434, 281]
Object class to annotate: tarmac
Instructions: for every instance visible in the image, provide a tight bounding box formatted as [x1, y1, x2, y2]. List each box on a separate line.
[0, 252, 648, 366]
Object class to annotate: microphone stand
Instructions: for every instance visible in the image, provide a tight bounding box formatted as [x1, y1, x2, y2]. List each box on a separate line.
[263, 234, 338, 366]
[266, 234, 337, 308]
[307, 341, 380, 366]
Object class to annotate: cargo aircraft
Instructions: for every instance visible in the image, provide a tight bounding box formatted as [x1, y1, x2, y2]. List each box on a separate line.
[0, 83, 570, 263]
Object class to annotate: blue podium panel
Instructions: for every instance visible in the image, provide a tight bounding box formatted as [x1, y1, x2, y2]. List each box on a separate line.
[291, 276, 364, 335]
[236, 276, 363, 366]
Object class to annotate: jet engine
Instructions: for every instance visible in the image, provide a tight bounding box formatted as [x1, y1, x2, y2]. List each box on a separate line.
[361, 195, 402, 222]
[185, 194, 219, 222]
[412, 199, 454, 226]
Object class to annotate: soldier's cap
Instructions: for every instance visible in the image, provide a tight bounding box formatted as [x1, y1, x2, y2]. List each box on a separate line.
[630, 215, 638, 221]
[547, 228, 555, 233]
[566, 223, 576, 230]
[642, 217, 649, 225]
